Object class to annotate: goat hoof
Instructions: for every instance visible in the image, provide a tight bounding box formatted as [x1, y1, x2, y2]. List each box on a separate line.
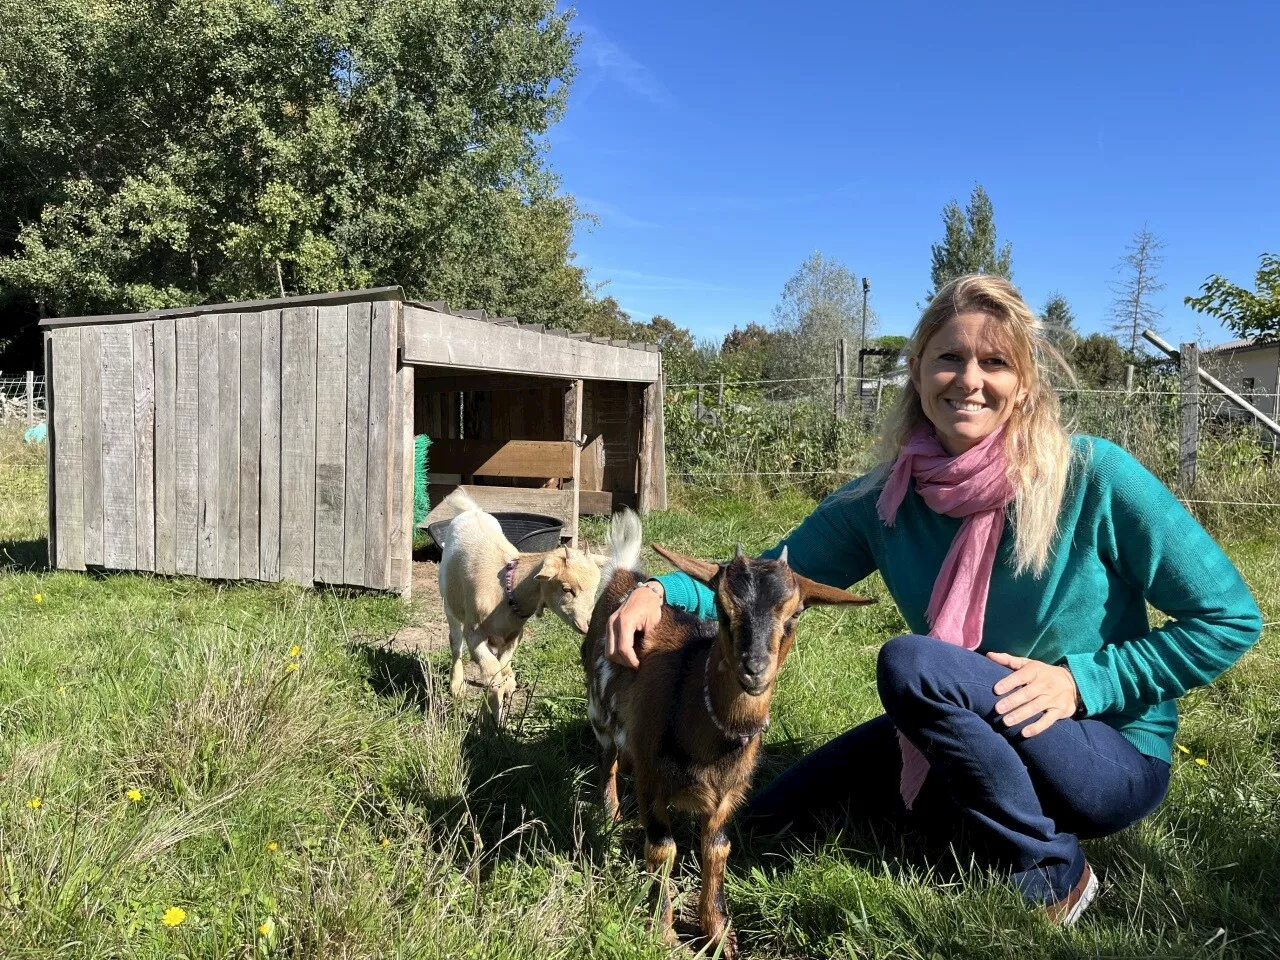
[647, 919, 678, 947]
[705, 927, 737, 959]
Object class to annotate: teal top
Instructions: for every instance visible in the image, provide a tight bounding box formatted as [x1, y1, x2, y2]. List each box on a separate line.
[655, 436, 1263, 763]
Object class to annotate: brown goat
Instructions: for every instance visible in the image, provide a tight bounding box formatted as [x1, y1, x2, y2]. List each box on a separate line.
[582, 515, 872, 957]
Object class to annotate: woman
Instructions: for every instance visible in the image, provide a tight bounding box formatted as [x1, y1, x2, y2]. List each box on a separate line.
[604, 274, 1262, 926]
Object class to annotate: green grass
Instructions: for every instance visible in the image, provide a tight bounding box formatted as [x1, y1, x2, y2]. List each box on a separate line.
[1, 430, 1278, 958]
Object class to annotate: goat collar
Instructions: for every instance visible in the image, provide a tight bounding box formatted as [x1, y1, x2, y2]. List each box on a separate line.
[501, 558, 533, 620]
[702, 648, 770, 749]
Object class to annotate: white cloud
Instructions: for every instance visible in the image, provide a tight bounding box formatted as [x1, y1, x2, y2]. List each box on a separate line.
[577, 24, 670, 106]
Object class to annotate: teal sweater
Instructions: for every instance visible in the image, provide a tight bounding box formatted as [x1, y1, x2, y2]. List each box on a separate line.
[655, 436, 1263, 763]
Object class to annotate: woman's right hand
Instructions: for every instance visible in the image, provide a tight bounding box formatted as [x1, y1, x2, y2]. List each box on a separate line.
[606, 580, 665, 668]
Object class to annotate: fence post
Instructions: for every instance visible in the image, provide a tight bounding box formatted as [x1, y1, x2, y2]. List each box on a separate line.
[717, 373, 724, 407]
[834, 338, 847, 418]
[696, 384, 703, 421]
[1179, 343, 1199, 489]
[25, 371, 34, 425]
[1124, 364, 1135, 392]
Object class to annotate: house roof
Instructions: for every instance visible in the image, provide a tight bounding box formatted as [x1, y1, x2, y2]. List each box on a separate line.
[1203, 335, 1279, 355]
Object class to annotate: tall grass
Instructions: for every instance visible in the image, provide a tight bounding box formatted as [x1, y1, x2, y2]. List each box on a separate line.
[0, 427, 1277, 957]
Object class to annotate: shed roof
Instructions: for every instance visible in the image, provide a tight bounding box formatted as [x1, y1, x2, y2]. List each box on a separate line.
[38, 285, 662, 355]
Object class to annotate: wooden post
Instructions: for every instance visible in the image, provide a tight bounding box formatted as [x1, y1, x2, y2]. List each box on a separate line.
[717, 373, 724, 406]
[834, 338, 847, 418]
[1179, 342, 1199, 489]
[696, 384, 703, 421]
[43, 336, 56, 568]
[1124, 364, 1135, 392]
[638, 377, 661, 515]
[857, 347, 868, 428]
[564, 378, 583, 547]
[25, 371, 34, 425]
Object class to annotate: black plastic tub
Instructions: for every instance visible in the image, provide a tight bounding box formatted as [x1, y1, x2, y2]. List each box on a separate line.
[428, 511, 564, 553]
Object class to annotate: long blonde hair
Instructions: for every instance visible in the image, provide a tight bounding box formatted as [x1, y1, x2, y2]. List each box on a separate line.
[878, 274, 1075, 577]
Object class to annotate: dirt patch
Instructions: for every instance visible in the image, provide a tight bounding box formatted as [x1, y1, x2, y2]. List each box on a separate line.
[356, 559, 534, 717]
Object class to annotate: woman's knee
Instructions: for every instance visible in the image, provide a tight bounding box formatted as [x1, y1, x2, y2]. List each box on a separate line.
[876, 634, 936, 709]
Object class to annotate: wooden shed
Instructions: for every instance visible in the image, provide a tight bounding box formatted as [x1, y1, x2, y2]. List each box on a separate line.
[40, 287, 666, 596]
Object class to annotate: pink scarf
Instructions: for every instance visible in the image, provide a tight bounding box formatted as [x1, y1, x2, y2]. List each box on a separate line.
[877, 424, 1014, 809]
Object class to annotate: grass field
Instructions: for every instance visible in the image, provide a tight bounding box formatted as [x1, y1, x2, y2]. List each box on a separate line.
[1, 428, 1277, 959]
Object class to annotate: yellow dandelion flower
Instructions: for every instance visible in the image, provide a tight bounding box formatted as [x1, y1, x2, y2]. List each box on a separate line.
[1195, 757, 1208, 767]
[285, 662, 298, 673]
[266, 841, 278, 852]
[126, 788, 142, 803]
[162, 906, 186, 927]
[1176, 743, 1191, 755]
[33, 593, 43, 604]
[258, 921, 271, 936]
[380, 836, 390, 849]
[56, 686, 66, 695]
[27, 797, 42, 810]
[289, 644, 301, 657]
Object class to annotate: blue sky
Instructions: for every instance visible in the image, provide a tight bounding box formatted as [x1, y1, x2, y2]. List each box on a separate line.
[548, 1, 1279, 348]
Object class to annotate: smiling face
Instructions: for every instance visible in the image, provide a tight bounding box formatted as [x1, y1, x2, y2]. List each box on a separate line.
[909, 310, 1029, 456]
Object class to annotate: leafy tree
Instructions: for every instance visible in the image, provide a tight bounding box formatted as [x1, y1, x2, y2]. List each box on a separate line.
[0, 0, 591, 331]
[631, 314, 707, 385]
[1108, 226, 1166, 355]
[1040, 292, 1077, 350]
[771, 252, 877, 394]
[720, 323, 778, 382]
[1185, 253, 1280, 343]
[865, 334, 908, 378]
[927, 185, 1013, 299]
[1070, 333, 1129, 388]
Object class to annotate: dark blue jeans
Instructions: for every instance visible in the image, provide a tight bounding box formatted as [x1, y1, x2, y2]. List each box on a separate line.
[746, 634, 1171, 904]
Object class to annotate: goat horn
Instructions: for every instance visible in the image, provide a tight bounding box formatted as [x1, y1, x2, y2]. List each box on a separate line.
[778, 545, 789, 565]
[734, 543, 744, 559]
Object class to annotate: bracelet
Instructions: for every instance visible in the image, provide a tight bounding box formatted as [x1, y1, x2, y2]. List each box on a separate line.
[623, 580, 664, 606]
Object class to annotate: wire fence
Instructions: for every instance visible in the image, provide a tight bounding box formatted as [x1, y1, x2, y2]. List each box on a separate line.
[0, 374, 47, 426]
[663, 375, 1280, 538]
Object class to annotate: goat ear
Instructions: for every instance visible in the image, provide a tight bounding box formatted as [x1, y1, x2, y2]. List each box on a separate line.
[652, 544, 720, 585]
[796, 573, 875, 609]
[535, 554, 562, 581]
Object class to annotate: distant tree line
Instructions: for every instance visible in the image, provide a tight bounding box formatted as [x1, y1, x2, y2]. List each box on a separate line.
[0, 1, 1265, 391]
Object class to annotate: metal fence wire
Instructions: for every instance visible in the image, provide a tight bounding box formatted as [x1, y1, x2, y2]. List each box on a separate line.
[0, 374, 47, 425]
[662, 378, 1280, 535]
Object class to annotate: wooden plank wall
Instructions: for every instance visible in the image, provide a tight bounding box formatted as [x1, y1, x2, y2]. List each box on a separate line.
[584, 380, 643, 501]
[413, 373, 652, 521]
[45, 300, 410, 592]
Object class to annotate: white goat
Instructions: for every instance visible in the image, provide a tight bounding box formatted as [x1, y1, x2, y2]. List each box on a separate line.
[437, 489, 608, 722]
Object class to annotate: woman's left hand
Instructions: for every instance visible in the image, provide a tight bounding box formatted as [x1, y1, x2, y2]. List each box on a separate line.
[987, 652, 1082, 738]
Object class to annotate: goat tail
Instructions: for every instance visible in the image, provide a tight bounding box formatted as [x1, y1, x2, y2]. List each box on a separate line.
[605, 508, 644, 576]
[441, 487, 480, 516]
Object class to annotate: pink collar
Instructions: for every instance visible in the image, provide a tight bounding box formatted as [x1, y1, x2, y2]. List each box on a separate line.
[702, 649, 768, 748]
[501, 559, 531, 619]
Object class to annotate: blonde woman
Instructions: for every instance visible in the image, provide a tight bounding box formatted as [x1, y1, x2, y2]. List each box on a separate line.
[605, 274, 1262, 925]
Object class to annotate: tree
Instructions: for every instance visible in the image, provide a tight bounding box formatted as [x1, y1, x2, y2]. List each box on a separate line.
[1040, 292, 1077, 350]
[720, 323, 778, 382]
[865, 334, 908, 378]
[631, 314, 707, 385]
[1107, 226, 1166, 356]
[1069, 333, 1129, 388]
[1185, 253, 1280, 343]
[771, 252, 877, 393]
[927, 185, 1013, 299]
[0, 0, 593, 332]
